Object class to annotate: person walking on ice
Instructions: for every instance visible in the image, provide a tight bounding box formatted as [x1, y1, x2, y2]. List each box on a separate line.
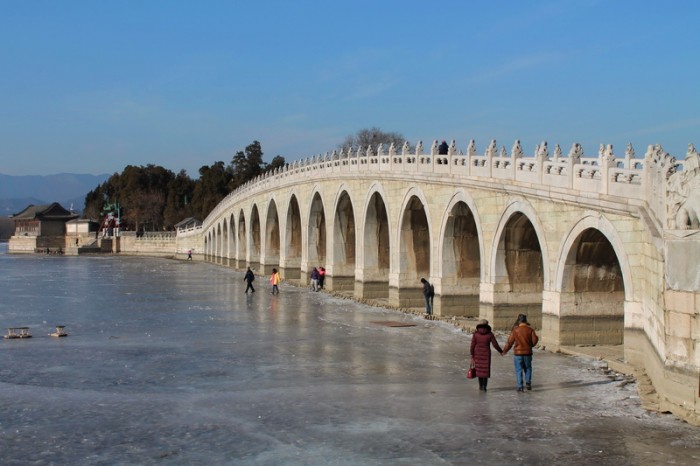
[502, 314, 539, 392]
[243, 267, 255, 293]
[470, 319, 503, 392]
[270, 268, 281, 295]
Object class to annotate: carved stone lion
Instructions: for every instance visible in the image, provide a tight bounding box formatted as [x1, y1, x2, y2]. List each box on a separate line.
[667, 144, 700, 229]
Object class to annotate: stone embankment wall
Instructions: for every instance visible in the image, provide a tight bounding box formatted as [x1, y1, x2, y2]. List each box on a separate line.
[115, 229, 204, 260]
[8, 235, 66, 253]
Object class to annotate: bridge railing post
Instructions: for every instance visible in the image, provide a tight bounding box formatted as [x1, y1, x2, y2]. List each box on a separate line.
[599, 144, 615, 195]
[485, 140, 495, 178]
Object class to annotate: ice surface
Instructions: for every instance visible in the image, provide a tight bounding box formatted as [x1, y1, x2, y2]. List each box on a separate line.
[0, 244, 699, 465]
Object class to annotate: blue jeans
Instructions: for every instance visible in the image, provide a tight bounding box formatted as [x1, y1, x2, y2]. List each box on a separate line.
[424, 295, 432, 315]
[513, 355, 532, 389]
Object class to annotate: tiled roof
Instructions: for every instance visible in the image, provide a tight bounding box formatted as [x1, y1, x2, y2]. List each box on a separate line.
[12, 202, 78, 220]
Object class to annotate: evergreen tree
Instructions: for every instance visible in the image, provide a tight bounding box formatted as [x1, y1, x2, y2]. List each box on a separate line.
[230, 140, 267, 190]
[267, 155, 286, 172]
[163, 170, 195, 229]
[81, 140, 285, 230]
[191, 162, 231, 221]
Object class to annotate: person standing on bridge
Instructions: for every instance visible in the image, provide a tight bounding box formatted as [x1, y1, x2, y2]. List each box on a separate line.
[244, 267, 255, 293]
[502, 314, 539, 392]
[438, 140, 449, 155]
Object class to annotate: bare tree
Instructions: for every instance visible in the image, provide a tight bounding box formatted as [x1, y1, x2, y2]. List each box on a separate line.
[340, 127, 406, 152]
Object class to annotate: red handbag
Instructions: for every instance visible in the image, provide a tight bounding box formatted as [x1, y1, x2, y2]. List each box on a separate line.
[466, 361, 476, 379]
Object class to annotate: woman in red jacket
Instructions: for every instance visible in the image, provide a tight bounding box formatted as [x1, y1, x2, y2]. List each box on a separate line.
[470, 319, 503, 391]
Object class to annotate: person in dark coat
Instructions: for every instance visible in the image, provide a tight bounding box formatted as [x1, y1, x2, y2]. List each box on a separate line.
[243, 267, 255, 293]
[420, 278, 434, 315]
[310, 267, 320, 291]
[470, 319, 503, 391]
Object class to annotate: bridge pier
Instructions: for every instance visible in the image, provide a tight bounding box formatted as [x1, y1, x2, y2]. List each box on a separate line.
[480, 283, 543, 330]
[325, 275, 354, 293]
[323, 263, 354, 293]
[279, 265, 300, 280]
[354, 280, 389, 300]
[479, 303, 543, 331]
[542, 289, 624, 347]
[437, 294, 480, 317]
[388, 285, 424, 310]
[248, 261, 260, 274]
[258, 263, 276, 275]
[437, 277, 481, 317]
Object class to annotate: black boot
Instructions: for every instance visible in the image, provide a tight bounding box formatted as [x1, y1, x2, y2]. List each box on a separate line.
[482, 379, 488, 392]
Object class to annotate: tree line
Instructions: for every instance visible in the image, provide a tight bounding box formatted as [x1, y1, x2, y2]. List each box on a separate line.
[83, 141, 285, 232]
[83, 128, 405, 232]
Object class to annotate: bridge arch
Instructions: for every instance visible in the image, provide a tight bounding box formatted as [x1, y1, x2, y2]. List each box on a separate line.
[250, 204, 261, 269]
[487, 198, 549, 328]
[216, 223, 223, 262]
[222, 219, 229, 263]
[550, 213, 632, 346]
[357, 184, 391, 300]
[282, 193, 303, 280]
[306, 189, 327, 274]
[228, 213, 236, 262]
[237, 209, 247, 266]
[394, 187, 431, 309]
[438, 190, 484, 316]
[330, 186, 356, 292]
[264, 199, 280, 273]
[398, 187, 432, 278]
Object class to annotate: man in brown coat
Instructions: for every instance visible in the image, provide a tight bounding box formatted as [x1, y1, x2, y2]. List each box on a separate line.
[502, 314, 539, 392]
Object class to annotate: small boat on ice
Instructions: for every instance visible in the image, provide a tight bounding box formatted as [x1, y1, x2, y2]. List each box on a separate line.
[49, 325, 68, 337]
[4, 327, 32, 339]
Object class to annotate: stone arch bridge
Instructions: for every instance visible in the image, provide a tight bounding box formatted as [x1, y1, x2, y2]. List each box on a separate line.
[200, 138, 700, 424]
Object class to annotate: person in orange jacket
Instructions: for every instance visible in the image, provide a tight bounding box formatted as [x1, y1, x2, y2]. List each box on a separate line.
[269, 268, 281, 295]
[502, 314, 539, 392]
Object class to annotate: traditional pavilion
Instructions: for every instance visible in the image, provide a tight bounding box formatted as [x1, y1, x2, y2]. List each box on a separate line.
[9, 203, 79, 253]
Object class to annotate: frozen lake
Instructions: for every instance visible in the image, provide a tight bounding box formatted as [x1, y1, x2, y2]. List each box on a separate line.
[1, 243, 698, 465]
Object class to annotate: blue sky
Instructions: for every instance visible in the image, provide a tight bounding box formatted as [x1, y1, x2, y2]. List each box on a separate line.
[1, 0, 699, 177]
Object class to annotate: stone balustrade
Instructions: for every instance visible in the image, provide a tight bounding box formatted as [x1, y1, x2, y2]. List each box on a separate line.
[205, 139, 694, 233]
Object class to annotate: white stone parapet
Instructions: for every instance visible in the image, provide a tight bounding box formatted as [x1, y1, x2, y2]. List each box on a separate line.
[204, 140, 697, 233]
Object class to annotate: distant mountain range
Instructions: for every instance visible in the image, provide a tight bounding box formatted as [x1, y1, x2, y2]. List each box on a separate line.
[0, 173, 110, 216]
